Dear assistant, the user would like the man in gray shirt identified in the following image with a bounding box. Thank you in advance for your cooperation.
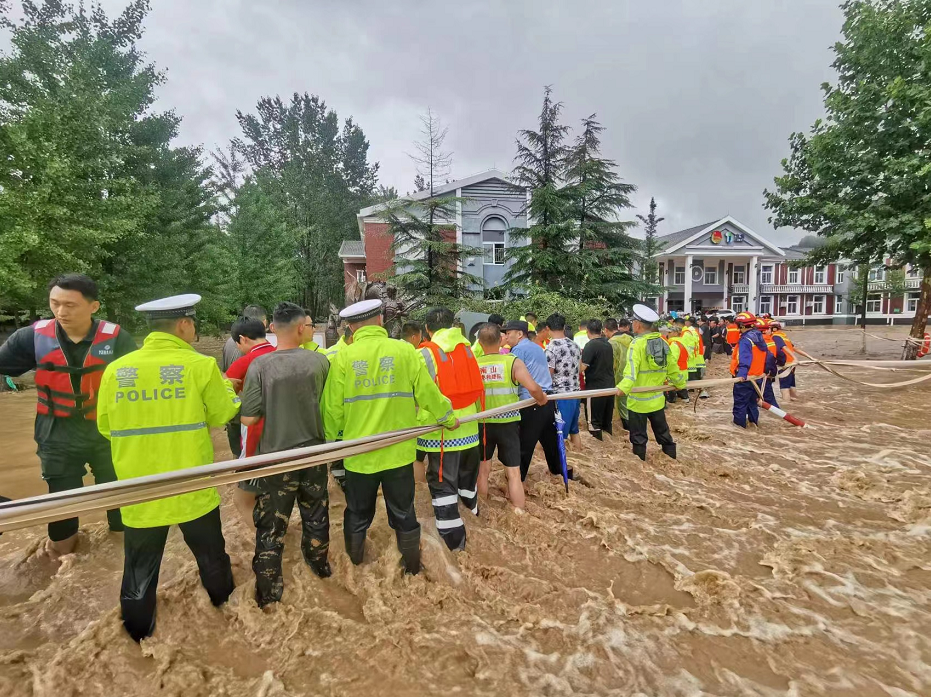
[241,302,330,607]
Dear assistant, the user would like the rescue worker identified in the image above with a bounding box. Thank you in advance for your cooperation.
[664,324,691,404]
[724,317,741,356]
[322,320,352,491]
[605,318,633,430]
[682,315,708,398]
[730,312,775,428]
[757,318,786,407]
[771,321,799,400]
[573,320,590,350]
[0,274,135,560]
[324,325,353,360]
[300,311,326,353]
[616,305,685,461]
[418,307,484,552]
[323,300,457,573]
[97,294,239,641]
[402,322,423,348]
[471,313,504,358]
[475,323,548,511]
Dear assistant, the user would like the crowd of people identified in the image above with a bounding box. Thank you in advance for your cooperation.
[0,273,801,642]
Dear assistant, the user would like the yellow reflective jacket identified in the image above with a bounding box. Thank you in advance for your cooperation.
[302,340,325,354]
[322,325,455,474]
[682,326,706,369]
[97,332,241,528]
[417,327,480,453]
[324,336,347,360]
[618,331,686,414]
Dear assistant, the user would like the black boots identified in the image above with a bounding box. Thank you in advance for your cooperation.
[396,527,421,575]
[344,530,366,565]
[662,443,677,459]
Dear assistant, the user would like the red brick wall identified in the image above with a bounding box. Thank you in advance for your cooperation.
[343,261,366,288]
[364,222,394,279]
[889,294,904,313]
[826,294,835,314]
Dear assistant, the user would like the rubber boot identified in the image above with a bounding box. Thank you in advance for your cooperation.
[344,530,366,565]
[396,526,421,575]
[633,445,647,461]
[661,443,677,460]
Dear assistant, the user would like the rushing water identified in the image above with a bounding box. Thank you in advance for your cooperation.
[0,328,929,696]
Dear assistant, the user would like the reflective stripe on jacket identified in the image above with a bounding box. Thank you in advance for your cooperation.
[477,353,520,423]
[96,332,241,528]
[618,332,686,414]
[322,325,455,474]
[418,327,480,452]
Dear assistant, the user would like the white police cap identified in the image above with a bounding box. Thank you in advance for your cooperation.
[135,293,202,319]
[339,299,383,323]
[632,303,659,323]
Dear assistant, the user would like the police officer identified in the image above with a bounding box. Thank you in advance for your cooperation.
[96,294,240,641]
[0,274,135,559]
[322,300,457,574]
[616,305,686,461]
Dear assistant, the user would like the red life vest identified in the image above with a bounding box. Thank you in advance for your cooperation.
[34,319,121,420]
[420,341,484,410]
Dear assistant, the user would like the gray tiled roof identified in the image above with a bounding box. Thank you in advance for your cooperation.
[654,220,720,249]
[338,240,365,258]
[781,246,810,261]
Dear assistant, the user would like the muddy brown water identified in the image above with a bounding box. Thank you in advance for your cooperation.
[0,328,929,696]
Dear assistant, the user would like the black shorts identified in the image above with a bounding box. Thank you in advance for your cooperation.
[478,421,521,468]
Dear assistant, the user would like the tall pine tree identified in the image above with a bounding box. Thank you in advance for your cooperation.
[505,86,574,291]
[563,115,644,306]
[636,197,665,293]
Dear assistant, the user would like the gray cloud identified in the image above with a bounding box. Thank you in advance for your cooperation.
[20,0,845,244]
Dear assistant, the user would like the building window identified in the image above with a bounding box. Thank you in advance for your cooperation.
[759,265,772,285]
[907,266,921,278]
[812,295,825,314]
[788,269,800,285]
[759,296,772,315]
[786,295,799,314]
[814,266,826,284]
[835,295,844,314]
[866,294,882,313]
[868,267,883,282]
[674,267,685,285]
[837,267,845,284]
[355,269,367,283]
[482,215,507,266]
[731,296,745,313]
[704,268,717,285]
[907,292,921,313]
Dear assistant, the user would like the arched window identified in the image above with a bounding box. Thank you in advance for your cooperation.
[482,215,507,266]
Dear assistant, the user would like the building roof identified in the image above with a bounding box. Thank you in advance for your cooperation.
[781,246,808,261]
[655,220,721,248]
[338,240,365,259]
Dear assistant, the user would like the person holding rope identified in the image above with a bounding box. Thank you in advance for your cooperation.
[730,312,775,429]
[617,305,684,461]
[323,299,458,573]
[771,321,799,400]
[0,274,135,560]
[96,294,240,641]
[758,318,787,407]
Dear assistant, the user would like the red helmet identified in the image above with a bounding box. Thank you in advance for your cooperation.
[735,312,757,326]
[770,320,783,330]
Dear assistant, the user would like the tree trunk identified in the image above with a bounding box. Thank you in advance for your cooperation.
[903,265,931,360]
[858,268,869,355]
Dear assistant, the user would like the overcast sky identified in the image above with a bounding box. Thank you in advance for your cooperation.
[10,0,844,245]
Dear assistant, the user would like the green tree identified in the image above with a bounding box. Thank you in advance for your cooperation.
[764,0,931,358]
[505,85,574,292]
[563,114,645,307]
[637,197,666,290]
[234,93,379,316]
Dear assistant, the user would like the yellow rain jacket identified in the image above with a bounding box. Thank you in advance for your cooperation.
[96,332,241,528]
[322,325,455,474]
[618,331,686,414]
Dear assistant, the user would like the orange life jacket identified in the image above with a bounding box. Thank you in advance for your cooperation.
[730,332,768,377]
[772,331,796,364]
[420,341,484,410]
[33,319,121,420]
[725,323,740,345]
[668,337,690,371]
[764,336,777,356]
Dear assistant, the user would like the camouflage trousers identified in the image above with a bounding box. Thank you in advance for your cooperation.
[252,466,329,606]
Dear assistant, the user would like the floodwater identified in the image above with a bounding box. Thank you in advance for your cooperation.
[0,327,929,696]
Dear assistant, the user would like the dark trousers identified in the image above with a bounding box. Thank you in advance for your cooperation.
[586,394,615,439]
[724,343,734,356]
[344,464,419,536]
[666,388,690,404]
[759,377,779,408]
[732,381,759,428]
[40,442,122,541]
[253,467,329,607]
[121,506,233,642]
[627,409,676,461]
[519,401,563,481]
[425,446,480,551]
[226,421,242,458]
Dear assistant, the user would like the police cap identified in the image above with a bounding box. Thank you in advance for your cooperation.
[339,299,383,323]
[631,304,659,323]
[135,294,201,320]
